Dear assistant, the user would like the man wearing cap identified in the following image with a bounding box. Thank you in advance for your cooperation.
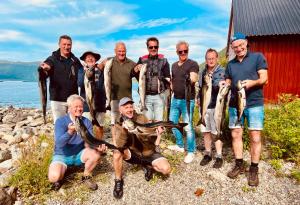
[78,51,106,139]
[111,97,171,199]
[97,42,138,125]
[223,32,268,186]
[40,35,82,122]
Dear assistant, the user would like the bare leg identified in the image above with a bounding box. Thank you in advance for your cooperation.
[231,128,243,159]
[81,148,101,176]
[249,130,262,163]
[48,163,67,183]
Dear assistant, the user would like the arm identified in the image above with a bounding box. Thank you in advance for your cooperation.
[54,119,75,148]
[190,61,200,83]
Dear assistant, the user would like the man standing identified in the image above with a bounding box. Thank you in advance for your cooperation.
[48,94,107,191]
[111,97,171,199]
[198,48,225,168]
[98,42,137,125]
[168,41,199,164]
[136,37,171,121]
[40,35,82,122]
[78,51,106,139]
[224,33,268,186]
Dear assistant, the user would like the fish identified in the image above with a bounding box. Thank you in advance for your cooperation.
[165,87,172,121]
[214,84,230,138]
[185,75,192,121]
[83,66,100,127]
[197,74,212,126]
[104,58,113,110]
[74,116,121,151]
[236,80,246,124]
[122,117,188,136]
[194,81,201,123]
[38,67,47,124]
[138,64,147,111]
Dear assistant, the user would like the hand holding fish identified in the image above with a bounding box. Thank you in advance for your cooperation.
[40,62,51,71]
[134,64,143,73]
[156,126,165,135]
[95,144,107,153]
[189,72,198,83]
[240,79,255,89]
[67,123,76,135]
[96,59,107,71]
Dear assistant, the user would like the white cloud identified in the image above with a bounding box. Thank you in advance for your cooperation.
[185,0,231,13]
[126,18,188,29]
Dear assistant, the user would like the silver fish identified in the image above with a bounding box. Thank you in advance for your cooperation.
[197,74,212,126]
[104,58,113,110]
[138,64,147,111]
[214,84,230,138]
[84,66,99,126]
[236,80,246,124]
[38,67,47,124]
[122,118,187,136]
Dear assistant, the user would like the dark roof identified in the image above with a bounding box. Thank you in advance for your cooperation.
[233,0,300,36]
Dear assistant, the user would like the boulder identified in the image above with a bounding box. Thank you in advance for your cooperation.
[0,150,11,163]
[0,159,13,173]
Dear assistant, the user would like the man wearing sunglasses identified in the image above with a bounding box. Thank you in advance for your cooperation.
[135,37,171,151]
[168,41,199,164]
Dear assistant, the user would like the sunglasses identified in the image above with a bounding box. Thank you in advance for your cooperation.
[178,50,188,55]
[148,46,159,50]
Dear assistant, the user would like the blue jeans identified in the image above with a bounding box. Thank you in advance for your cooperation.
[229,106,264,130]
[169,97,196,153]
[144,94,165,121]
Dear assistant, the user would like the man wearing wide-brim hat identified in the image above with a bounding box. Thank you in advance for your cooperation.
[78,51,106,139]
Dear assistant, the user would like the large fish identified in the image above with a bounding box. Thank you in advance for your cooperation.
[214,84,230,138]
[38,67,47,124]
[236,80,246,124]
[122,117,188,136]
[83,66,100,127]
[74,116,121,151]
[185,75,192,121]
[165,87,172,121]
[194,81,200,123]
[197,74,212,126]
[104,58,113,110]
[138,64,147,111]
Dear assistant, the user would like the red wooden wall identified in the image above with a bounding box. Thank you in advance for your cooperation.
[248,35,300,103]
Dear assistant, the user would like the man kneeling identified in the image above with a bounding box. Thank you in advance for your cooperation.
[48,94,107,191]
[112,97,171,199]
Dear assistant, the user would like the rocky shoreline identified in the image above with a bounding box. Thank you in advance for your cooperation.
[0,106,299,205]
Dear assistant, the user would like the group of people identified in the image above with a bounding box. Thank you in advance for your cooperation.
[40,32,268,199]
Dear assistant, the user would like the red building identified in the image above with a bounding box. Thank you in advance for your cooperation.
[226,0,300,102]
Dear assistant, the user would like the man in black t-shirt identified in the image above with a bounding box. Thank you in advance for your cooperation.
[167,41,199,164]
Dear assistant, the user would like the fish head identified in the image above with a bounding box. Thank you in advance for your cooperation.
[122,119,136,131]
[236,80,243,90]
[74,117,84,132]
[204,74,212,85]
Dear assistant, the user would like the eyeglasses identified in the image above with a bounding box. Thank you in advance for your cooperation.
[148,46,159,50]
[178,50,188,55]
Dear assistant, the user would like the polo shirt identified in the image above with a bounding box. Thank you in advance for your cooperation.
[225,51,268,108]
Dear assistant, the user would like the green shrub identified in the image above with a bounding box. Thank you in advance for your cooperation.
[9,135,54,198]
[290,169,300,183]
[263,94,300,164]
[269,159,283,171]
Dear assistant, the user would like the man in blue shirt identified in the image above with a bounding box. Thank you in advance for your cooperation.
[223,33,268,186]
[48,94,107,191]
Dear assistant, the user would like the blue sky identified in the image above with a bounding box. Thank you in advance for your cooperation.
[0,0,231,64]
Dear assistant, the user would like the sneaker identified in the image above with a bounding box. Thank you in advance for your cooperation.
[167,145,184,153]
[184,153,195,164]
[113,179,124,199]
[82,176,98,191]
[213,158,223,169]
[143,166,154,181]
[200,155,212,166]
[52,181,62,191]
[227,163,245,179]
[248,166,259,186]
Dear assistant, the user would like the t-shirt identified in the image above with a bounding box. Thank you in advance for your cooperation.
[171,59,199,99]
[225,51,268,107]
[111,57,137,100]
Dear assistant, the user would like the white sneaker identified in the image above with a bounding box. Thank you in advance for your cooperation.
[167,145,184,153]
[184,153,195,164]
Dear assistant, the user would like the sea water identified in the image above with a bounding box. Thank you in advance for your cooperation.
[0,80,139,108]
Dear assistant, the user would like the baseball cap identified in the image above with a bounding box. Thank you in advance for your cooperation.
[119,97,134,107]
[231,32,246,43]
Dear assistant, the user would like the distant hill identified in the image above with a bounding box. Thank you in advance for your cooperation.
[0,61,40,82]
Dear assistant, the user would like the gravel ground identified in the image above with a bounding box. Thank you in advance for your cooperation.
[46,146,299,205]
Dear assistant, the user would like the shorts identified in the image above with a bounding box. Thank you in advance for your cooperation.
[229,106,264,130]
[200,108,217,135]
[51,149,85,168]
[82,112,106,126]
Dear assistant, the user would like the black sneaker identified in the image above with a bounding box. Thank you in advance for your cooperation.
[200,155,212,166]
[143,166,153,181]
[213,158,223,169]
[82,176,98,191]
[52,181,62,191]
[113,179,124,199]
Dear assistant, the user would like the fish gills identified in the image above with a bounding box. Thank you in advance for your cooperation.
[139,64,147,111]
[104,59,113,110]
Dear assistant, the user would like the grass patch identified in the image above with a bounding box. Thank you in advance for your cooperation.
[241,185,256,193]
[269,159,283,171]
[290,169,300,183]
